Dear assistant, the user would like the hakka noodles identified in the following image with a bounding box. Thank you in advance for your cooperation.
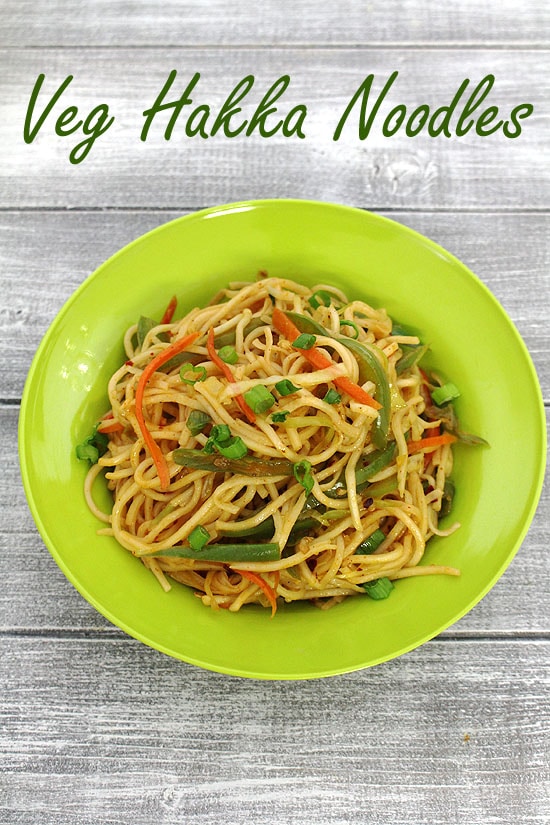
[77,276,486,615]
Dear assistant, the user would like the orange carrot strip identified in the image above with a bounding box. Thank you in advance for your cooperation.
[135,331,200,490]
[408,433,457,454]
[272,307,381,410]
[206,328,256,424]
[160,295,178,325]
[97,420,125,434]
[423,426,440,469]
[236,569,278,617]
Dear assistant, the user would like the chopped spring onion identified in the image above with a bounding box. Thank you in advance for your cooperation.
[308,289,332,309]
[274,379,300,396]
[210,423,231,443]
[243,385,276,414]
[355,528,386,555]
[363,577,394,600]
[339,320,359,339]
[75,424,109,465]
[431,382,461,406]
[215,436,248,459]
[323,388,341,404]
[150,543,281,563]
[188,525,210,551]
[179,363,207,385]
[294,459,314,495]
[292,333,317,350]
[187,409,211,436]
[271,410,290,423]
[218,345,238,365]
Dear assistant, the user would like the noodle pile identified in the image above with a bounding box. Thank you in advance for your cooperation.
[82,276,464,614]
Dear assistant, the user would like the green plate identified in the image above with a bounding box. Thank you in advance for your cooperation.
[19,200,546,679]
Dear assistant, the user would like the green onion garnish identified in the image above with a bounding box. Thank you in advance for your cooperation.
[308,289,332,309]
[179,363,207,385]
[355,528,386,555]
[339,320,360,339]
[188,525,210,551]
[363,577,394,600]
[294,459,314,495]
[243,385,276,414]
[218,345,238,365]
[210,423,231,443]
[274,379,300,396]
[271,410,290,423]
[215,436,248,459]
[202,423,232,454]
[292,333,317,350]
[75,442,101,464]
[323,388,341,404]
[75,424,109,465]
[431,382,461,406]
[187,410,211,436]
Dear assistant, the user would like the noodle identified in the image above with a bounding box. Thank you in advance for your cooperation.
[80,275,471,614]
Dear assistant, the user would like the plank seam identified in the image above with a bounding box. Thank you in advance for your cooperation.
[0,207,549,215]
[3,43,550,51]
[0,628,549,642]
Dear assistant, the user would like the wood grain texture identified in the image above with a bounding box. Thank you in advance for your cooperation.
[0,636,548,825]
[2,49,547,209]
[4,404,549,634]
[2,0,549,46]
[1,210,548,400]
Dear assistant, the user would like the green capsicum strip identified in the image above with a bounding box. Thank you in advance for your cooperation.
[219,505,348,543]
[324,442,397,499]
[284,311,391,449]
[173,448,295,477]
[213,318,267,349]
[148,543,280,562]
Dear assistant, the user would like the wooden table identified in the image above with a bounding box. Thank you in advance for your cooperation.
[1,3,548,822]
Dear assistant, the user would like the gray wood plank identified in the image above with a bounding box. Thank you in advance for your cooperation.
[2,0,549,46]
[2,49,547,209]
[1,210,547,401]
[0,636,548,825]
[4,403,549,634]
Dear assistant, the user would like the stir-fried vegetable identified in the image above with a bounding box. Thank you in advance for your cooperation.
[186,410,211,436]
[362,577,394,600]
[149,543,280,562]
[135,330,201,490]
[243,385,277,414]
[236,569,278,616]
[284,310,391,447]
[206,328,256,424]
[355,528,386,555]
[293,459,315,495]
[173,449,295,477]
[75,423,109,465]
[273,308,381,410]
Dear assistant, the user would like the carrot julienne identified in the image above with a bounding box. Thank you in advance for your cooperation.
[408,433,458,454]
[272,307,381,410]
[206,328,256,424]
[236,569,278,617]
[135,330,200,490]
[160,295,178,325]
[97,420,125,434]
